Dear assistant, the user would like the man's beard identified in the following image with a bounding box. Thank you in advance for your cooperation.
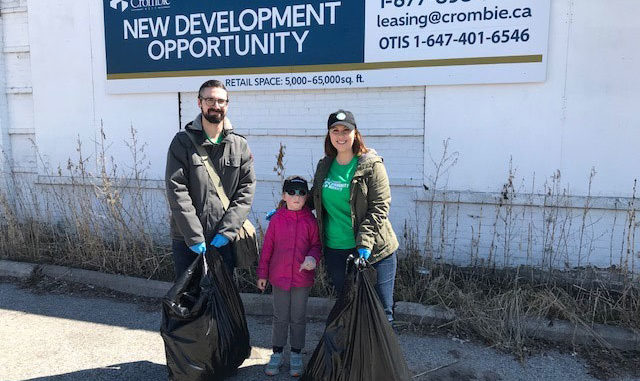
[202,108,224,124]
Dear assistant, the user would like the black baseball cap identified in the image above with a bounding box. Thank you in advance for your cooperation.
[327,109,356,130]
[283,176,308,193]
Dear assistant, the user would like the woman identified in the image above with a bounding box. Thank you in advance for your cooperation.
[311,109,399,322]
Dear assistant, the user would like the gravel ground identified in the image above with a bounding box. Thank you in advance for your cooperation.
[0,277,638,381]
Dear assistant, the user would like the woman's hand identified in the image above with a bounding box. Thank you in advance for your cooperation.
[357,247,371,260]
[257,278,268,291]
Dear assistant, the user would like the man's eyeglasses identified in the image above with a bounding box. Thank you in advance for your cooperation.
[200,97,229,106]
[286,189,307,196]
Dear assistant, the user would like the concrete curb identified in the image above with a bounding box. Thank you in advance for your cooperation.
[238,292,334,319]
[523,317,640,352]
[39,263,171,298]
[0,260,34,278]
[1,259,639,351]
[0,260,333,319]
[395,301,456,326]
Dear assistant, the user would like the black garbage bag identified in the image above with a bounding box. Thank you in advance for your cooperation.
[301,256,411,381]
[160,249,251,381]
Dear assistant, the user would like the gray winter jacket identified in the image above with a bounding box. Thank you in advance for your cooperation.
[165,114,256,246]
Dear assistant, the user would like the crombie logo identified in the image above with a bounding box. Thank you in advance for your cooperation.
[110,0,170,12]
[110,0,128,12]
[130,0,171,9]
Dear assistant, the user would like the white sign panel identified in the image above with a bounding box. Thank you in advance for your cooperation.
[103,0,551,93]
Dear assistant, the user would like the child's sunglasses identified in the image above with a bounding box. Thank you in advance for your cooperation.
[286,189,307,196]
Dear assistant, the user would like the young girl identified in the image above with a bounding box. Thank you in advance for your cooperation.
[257,176,322,377]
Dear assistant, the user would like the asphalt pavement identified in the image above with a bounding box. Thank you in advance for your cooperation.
[0,281,634,381]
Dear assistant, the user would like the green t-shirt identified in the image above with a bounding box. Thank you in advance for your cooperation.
[204,130,224,144]
[322,157,358,249]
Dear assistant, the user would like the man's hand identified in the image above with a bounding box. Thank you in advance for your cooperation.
[211,234,230,248]
[189,242,206,255]
[357,247,371,261]
[299,256,317,271]
[257,279,268,291]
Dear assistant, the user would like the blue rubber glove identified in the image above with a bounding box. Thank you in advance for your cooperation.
[189,242,206,255]
[211,234,230,248]
[357,247,371,261]
[265,208,277,221]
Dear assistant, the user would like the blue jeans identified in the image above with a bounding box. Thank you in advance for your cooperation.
[171,239,235,280]
[324,247,397,321]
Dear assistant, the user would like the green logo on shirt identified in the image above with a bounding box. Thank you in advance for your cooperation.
[323,179,349,191]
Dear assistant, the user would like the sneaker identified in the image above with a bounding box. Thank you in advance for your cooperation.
[391,320,401,335]
[265,352,283,376]
[289,352,304,377]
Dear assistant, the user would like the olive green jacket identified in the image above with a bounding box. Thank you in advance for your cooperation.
[312,149,399,264]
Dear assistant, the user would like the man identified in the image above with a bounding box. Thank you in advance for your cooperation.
[165,79,256,278]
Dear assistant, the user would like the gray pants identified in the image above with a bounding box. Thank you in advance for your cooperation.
[272,285,311,351]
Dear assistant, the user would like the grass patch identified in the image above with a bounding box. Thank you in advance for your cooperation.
[395,250,639,359]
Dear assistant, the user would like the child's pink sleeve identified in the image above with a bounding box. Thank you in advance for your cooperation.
[307,217,322,261]
[257,219,276,279]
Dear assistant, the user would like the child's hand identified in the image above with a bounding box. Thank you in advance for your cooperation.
[257,278,268,291]
[299,256,317,272]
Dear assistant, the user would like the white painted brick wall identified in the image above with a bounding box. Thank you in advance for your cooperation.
[6,93,33,131]
[8,133,35,171]
[4,51,30,89]
[0,1,22,9]
[1,8,29,48]
[182,87,425,136]
[411,200,634,270]
[2,4,35,173]
[0,13,8,175]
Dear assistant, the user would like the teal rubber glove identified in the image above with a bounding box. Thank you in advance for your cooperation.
[265,208,277,221]
[189,242,206,255]
[357,247,371,260]
[211,234,230,248]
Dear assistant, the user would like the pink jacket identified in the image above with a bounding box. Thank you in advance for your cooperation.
[257,207,322,291]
